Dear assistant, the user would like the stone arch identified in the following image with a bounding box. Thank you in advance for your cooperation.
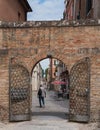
[29,49,88,74]
[29,47,70,71]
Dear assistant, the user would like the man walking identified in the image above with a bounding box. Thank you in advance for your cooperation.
[37,84,46,108]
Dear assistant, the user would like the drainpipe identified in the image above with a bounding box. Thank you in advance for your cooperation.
[47,54,52,90]
[74,0,76,19]
[50,57,53,90]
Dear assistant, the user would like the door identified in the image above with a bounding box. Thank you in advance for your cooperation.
[9,60,31,121]
[69,57,90,122]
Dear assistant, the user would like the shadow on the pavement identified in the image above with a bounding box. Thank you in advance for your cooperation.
[32,112,69,119]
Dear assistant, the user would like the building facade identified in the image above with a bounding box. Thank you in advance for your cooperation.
[63,0,74,20]
[32,63,43,91]
[0,0,32,22]
[48,59,70,93]
[63,0,100,20]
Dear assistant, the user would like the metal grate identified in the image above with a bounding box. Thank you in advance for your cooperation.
[69,57,90,122]
[9,63,31,121]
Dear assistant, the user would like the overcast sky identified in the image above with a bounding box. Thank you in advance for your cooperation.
[27,0,64,70]
[27,0,64,21]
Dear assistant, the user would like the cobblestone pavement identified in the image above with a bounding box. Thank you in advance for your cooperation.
[0,90,99,130]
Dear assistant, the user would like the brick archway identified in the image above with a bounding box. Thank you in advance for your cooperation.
[0,20,100,122]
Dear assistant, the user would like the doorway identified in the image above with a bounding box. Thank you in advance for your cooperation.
[31,58,69,120]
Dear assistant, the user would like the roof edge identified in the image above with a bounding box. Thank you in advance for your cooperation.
[20,0,32,12]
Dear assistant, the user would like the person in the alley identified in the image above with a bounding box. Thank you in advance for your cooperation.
[37,84,46,108]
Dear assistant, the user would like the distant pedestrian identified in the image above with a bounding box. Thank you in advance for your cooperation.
[37,84,46,108]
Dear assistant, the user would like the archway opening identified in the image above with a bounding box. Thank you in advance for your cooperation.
[9,56,90,122]
[31,57,70,120]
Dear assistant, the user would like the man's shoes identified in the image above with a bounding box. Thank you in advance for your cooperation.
[40,106,42,108]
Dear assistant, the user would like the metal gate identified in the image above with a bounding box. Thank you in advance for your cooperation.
[69,57,90,122]
[9,60,31,121]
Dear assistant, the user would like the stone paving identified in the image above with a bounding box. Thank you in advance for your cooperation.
[32,90,69,120]
[0,90,99,130]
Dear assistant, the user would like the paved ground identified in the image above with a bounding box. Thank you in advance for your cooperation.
[32,90,69,120]
[0,90,99,130]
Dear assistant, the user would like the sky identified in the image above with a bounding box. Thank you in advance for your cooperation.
[27,0,65,21]
[40,59,49,71]
[27,0,64,70]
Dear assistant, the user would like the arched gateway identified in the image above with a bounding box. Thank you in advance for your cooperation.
[0,20,100,122]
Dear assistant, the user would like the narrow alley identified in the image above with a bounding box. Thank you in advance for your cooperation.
[32,90,69,120]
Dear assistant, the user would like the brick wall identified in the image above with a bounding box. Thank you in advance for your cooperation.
[0,20,100,122]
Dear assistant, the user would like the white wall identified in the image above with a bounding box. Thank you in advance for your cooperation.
[32,63,43,91]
